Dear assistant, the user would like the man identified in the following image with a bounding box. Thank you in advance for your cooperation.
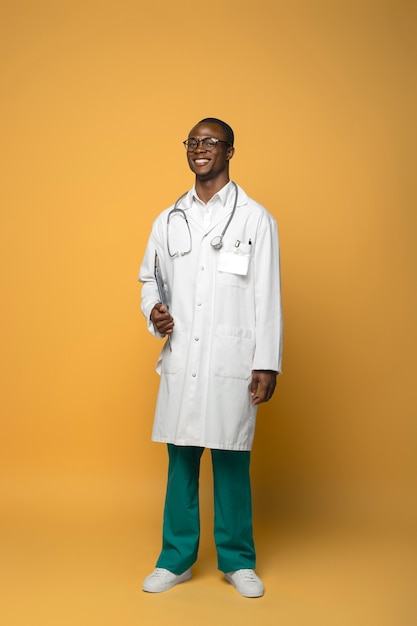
[138,118,282,597]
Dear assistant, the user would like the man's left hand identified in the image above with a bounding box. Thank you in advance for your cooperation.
[250,370,277,405]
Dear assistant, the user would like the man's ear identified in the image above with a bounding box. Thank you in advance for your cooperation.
[226,146,235,161]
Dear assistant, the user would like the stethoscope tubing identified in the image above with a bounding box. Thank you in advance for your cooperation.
[167,182,238,257]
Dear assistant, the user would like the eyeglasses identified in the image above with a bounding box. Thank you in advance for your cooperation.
[183,137,230,152]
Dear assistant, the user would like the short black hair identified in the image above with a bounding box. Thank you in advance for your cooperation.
[198,117,234,147]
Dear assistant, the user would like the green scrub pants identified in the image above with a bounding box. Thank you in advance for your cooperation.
[156,444,256,575]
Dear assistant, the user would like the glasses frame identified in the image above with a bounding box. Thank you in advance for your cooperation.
[183,137,231,152]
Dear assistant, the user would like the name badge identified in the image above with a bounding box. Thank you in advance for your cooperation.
[218,240,251,276]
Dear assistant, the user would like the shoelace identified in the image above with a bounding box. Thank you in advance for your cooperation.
[237,569,258,583]
[149,568,168,579]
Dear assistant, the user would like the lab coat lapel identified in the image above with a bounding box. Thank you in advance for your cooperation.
[205,183,248,237]
[182,183,249,240]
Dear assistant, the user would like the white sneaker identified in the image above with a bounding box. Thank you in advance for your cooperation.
[142,567,192,593]
[225,569,264,597]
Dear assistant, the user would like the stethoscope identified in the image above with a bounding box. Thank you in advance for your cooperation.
[167,181,238,257]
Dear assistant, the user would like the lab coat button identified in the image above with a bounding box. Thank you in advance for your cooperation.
[194,337,199,342]
[192,373,197,377]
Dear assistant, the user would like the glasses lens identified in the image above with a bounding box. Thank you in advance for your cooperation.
[185,139,198,151]
[201,138,217,151]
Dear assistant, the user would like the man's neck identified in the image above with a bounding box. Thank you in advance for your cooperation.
[195,175,230,204]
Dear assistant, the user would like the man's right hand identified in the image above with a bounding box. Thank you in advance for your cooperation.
[151,303,174,336]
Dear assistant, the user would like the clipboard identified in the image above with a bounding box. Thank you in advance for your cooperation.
[154,250,172,351]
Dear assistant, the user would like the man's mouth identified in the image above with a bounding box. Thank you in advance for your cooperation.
[194,158,210,165]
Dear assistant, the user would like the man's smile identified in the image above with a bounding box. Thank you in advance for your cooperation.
[194,158,210,165]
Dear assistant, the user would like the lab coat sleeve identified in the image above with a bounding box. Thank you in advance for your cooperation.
[138,219,166,339]
[252,214,283,374]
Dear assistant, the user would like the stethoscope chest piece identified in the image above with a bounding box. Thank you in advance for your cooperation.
[210,235,223,250]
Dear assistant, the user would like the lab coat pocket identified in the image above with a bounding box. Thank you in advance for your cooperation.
[218,240,252,288]
[159,332,186,375]
[213,326,255,380]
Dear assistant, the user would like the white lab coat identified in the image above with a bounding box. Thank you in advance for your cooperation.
[138,182,282,451]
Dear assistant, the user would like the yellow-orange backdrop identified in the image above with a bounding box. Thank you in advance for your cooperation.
[1,1,416,624]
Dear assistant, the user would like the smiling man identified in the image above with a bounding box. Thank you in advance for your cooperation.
[186,120,234,194]
[138,117,283,597]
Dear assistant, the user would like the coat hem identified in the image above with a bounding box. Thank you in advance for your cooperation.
[151,436,253,452]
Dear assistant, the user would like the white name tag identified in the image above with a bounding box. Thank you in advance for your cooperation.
[218,240,251,276]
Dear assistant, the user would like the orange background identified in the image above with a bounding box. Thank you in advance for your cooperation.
[1,1,416,624]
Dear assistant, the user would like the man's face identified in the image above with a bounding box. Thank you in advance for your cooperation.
[186,122,234,181]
